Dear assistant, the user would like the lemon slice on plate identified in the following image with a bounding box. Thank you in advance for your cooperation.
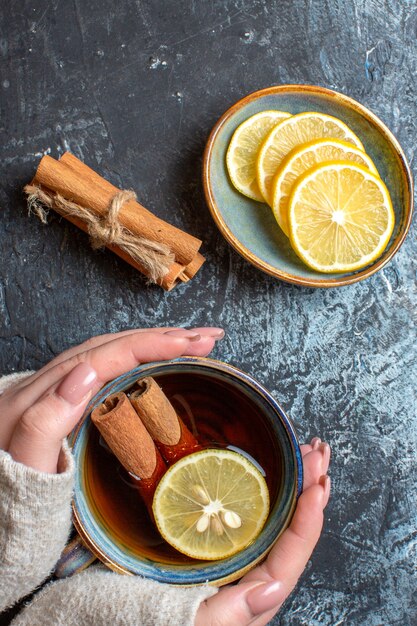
[152,448,270,561]
[257,112,365,204]
[272,138,379,236]
[288,161,395,273]
[226,110,291,201]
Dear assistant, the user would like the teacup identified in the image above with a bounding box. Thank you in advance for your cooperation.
[56,356,303,586]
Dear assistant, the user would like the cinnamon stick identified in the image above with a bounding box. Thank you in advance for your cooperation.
[130,377,201,464]
[91,392,166,510]
[26,153,205,290]
[59,152,200,265]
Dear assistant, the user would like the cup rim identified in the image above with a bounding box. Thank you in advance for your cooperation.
[70,356,303,585]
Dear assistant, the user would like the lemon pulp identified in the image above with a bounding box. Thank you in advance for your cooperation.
[257,112,364,204]
[288,161,395,272]
[152,448,270,561]
[226,110,291,201]
[271,138,379,236]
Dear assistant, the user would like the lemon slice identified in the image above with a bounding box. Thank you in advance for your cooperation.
[288,161,395,273]
[226,110,291,201]
[152,448,270,561]
[257,112,365,204]
[272,138,379,236]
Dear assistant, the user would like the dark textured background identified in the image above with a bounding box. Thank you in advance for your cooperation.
[1,1,416,624]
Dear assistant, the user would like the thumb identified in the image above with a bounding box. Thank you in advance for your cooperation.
[195,580,286,626]
[8,363,97,473]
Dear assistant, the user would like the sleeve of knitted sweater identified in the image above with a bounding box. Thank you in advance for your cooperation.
[0,445,75,611]
[0,372,75,611]
[1,372,218,625]
[10,567,218,626]
[0,371,34,394]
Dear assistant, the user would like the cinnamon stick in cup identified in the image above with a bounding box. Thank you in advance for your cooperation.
[91,392,166,512]
[130,377,201,464]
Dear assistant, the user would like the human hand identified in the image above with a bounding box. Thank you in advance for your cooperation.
[0,327,224,473]
[195,438,331,626]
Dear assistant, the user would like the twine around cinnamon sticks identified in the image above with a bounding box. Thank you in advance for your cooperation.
[24,153,205,290]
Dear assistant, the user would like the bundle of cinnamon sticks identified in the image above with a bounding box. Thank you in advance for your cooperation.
[91,377,200,512]
[24,153,205,290]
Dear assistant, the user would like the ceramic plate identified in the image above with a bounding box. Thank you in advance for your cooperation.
[203,85,413,287]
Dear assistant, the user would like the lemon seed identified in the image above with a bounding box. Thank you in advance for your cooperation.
[211,515,224,536]
[196,514,210,533]
[222,510,242,529]
[192,484,210,505]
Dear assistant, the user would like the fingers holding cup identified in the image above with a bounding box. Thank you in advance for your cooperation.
[8,363,98,473]
[301,439,331,490]
[1,329,224,451]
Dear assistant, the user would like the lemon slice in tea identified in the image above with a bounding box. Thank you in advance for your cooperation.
[226,110,291,202]
[288,160,395,273]
[271,138,379,236]
[152,448,270,560]
[257,112,364,204]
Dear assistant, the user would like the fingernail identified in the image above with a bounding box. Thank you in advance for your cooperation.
[311,437,321,450]
[57,363,97,405]
[319,442,331,469]
[319,474,331,505]
[247,581,284,615]
[188,327,225,339]
[164,329,201,341]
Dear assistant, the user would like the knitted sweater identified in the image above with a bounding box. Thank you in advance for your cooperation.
[0,373,217,626]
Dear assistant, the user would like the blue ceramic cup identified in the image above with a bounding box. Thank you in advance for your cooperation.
[57,357,303,586]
